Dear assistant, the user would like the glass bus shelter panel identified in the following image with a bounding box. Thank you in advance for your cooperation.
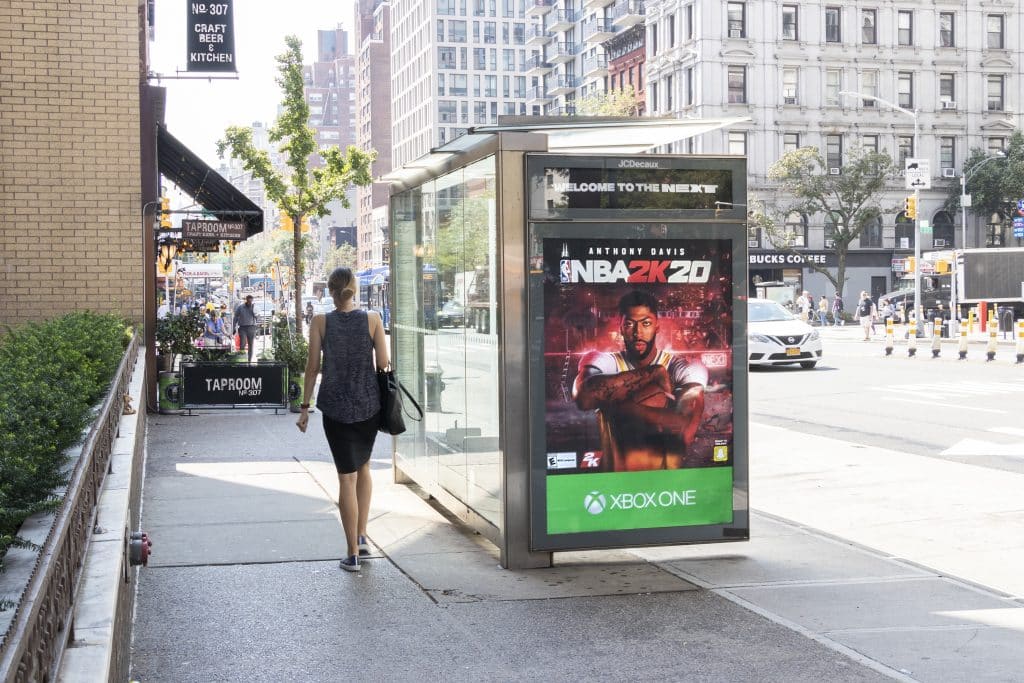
[392,184,431,475]
[459,156,500,527]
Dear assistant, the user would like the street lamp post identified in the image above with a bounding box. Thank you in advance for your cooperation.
[839,91,921,325]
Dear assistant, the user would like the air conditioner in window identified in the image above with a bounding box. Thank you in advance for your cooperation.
[863,100,876,107]
[784,96,797,104]
[824,239,835,248]
[942,168,956,178]
[729,29,743,38]
[934,239,947,247]
[829,167,841,175]
[748,240,759,248]
[941,100,957,110]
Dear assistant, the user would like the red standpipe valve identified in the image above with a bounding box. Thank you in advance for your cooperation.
[129,531,152,566]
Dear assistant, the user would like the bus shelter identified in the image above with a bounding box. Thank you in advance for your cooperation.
[383,119,750,569]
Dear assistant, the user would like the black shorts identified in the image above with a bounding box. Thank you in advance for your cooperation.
[322,411,379,474]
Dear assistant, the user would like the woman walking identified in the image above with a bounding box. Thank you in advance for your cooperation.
[296,267,389,572]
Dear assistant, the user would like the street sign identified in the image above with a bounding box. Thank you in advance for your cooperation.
[905,158,931,190]
[919,219,932,234]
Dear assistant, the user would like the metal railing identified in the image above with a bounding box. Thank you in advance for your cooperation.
[0,333,139,682]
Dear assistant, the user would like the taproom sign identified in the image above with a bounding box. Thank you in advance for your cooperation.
[180,362,287,408]
[186,1,237,73]
[182,219,246,240]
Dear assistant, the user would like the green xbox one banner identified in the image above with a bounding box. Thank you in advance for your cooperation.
[547,468,733,534]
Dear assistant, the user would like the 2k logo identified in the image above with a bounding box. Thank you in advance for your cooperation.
[581,451,602,468]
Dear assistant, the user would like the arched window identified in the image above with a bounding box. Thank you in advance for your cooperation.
[895,212,914,249]
[859,214,883,248]
[783,212,807,247]
[932,211,954,248]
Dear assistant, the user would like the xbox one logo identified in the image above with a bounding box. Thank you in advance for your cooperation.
[583,491,606,515]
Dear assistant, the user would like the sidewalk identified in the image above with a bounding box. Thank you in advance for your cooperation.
[129,410,1023,682]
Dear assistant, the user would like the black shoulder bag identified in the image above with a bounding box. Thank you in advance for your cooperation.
[377,367,423,435]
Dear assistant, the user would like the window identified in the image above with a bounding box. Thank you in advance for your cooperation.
[861,134,879,153]
[513,23,525,44]
[825,69,841,106]
[438,100,457,123]
[649,22,658,55]
[484,21,496,43]
[668,14,675,47]
[860,215,882,248]
[474,48,486,69]
[515,75,526,97]
[684,67,693,105]
[727,2,746,38]
[987,75,1004,111]
[782,5,798,41]
[987,137,1006,155]
[897,71,913,109]
[439,47,457,69]
[437,20,445,41]
[666,74,673,110]
[451,73,467,96]
[473,0,485,16]
[825,134,843,169]
[684,5,694,40]
[987,15,1004,49]
[785,213,807,247]
[897,11,913,46]
[727,66,746,103]
[438,0,456,15]
[649,82,658,113]
[897,136,913,166]
[861,9,876,45]
[783,132,800,154]
[437,73,446,96]
[474,102,487,124]
[825,7,841,43]
[860,70,878,106]
[728,131,746,155]
[824,212,840,244]
[940,136,955,170]
[450,20,467,42]
[503,49,514,71]
[939,73,955,103]
[484,74,497,97]
[939,12,954,47]
[782,67,798,104]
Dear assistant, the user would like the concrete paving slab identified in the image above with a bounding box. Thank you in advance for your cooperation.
[637,530,931,587]
[832,624,1024,683]
[143,488,337,526]
[143,471,328,501]
[728,577,1019,632]
[145,518,345,567]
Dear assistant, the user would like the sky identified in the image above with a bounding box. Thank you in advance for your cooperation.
[150,0,355,167]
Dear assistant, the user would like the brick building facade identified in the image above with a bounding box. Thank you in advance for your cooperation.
[0,1,143,326]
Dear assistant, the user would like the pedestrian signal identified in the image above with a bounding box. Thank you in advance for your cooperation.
[904,196,917,220]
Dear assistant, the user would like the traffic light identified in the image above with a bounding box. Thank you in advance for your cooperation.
[905,257,916,273]
[160,196,172,229]
[935,259,950,274]
[904,196,917,220]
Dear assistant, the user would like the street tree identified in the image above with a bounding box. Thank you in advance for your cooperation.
[324,243,358,273]
[575,85,643,117]
[944,130,1024,243]
[760,145,895,299]
[217,35,374,333]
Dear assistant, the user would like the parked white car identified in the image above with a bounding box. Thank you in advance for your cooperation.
[748,298,823,369]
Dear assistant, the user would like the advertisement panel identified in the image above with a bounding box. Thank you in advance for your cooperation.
[526,153,748,553]
[539,236,735,537]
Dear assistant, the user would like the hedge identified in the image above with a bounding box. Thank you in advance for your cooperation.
[0,312,130,568]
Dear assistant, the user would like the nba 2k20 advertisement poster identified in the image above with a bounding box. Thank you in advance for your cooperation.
[542,237,734,535]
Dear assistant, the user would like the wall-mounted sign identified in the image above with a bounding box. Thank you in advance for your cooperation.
[186,1,236,73]
[180,362,287,408]
[182,219,246,240]
[184,238,221,253]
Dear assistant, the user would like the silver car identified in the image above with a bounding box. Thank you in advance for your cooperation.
[748,298,823,369]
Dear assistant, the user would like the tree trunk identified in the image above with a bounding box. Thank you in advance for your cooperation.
[293,215,303,335]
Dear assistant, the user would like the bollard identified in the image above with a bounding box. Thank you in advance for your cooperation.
[968,309,975,334]
[884,317,894,356]
[958,320,969,359]
[931,317,942,358]
[986,312,997,361]
[908,319,917,357]
[1016,320,1024,364]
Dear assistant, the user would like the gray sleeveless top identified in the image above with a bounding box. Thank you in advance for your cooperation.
[315,309,380,423]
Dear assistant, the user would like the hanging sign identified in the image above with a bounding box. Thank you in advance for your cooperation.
[186,1,237,72]
[182,219,246,240]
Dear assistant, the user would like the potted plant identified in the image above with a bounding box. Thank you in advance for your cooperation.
[271,316,308,412]
[155,310,203,371]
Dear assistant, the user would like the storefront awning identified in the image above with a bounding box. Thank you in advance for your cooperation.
[157,125,263,238]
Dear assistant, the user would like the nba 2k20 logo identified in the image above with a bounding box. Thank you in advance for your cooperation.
[561,259,712,284]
